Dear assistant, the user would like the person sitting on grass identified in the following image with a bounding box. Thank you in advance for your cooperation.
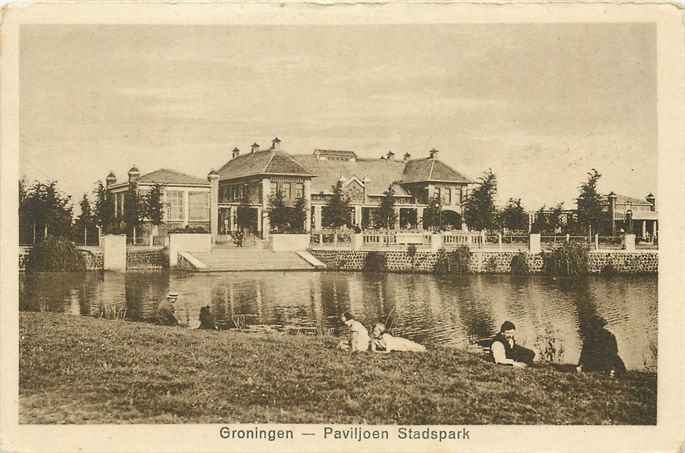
[337,311,370,352]
[491,321,536,368]
[576,315,626,377]
[156,291,181,326]
[370,323,426,353]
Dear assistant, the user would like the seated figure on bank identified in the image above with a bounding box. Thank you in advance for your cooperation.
[576,315,626,377]
[156,291,180,326]
[337,311,370,352]
[490,321,536,368]
[370,323,426,353]
[198,305,217,330]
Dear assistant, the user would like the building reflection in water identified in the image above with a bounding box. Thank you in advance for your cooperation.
[19,271,657,371]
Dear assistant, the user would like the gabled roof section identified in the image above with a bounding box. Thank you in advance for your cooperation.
[137,168,209,186]
[217,149,312,181]
[292,154,411,196]
[602,193,652,206]
[401,158,473,184]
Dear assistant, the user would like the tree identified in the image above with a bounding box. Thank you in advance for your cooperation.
[125,182,145,243]
[378,185,397,229]
[93,181,115,234]
[19,180,73,243]
[576,169,603,236]
[499,198,528,231]
[324,180,351,228]
[144,184,164,227]
[74,194,97,245]
[269,189,290,232]
[291,196,308,233]
[422,194,442,232]
[463,169,498,231]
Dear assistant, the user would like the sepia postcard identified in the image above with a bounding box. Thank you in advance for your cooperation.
[1,1,684,452]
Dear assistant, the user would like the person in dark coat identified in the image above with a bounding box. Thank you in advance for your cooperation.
[198,305,217,330]
[490,321,536,367]
[577,316,626,376]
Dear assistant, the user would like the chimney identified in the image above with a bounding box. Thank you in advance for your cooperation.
[250,142,260,153]
[403,152,411,163]
[105,171,117,187]
[386,150,395,160]
[232,147,240,159]
[128,165,140,184]
[646,193,656,211]
[271,137,281,150]
[429,148,439,159]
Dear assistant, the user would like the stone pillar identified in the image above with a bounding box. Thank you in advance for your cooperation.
[352,233,363,250]
[304,180,312,232]
[417,207,424,230]
[229,206,236,231]
[431,233,443,251]
[261,178,271,239]
[623,233,636,251]
[642,220,646,239]
[207,171,219,243]
[529,233,541,254]
[102,234,127,271]
[314,205,322,230]
[394,207,401,230]
[257,207,263,233]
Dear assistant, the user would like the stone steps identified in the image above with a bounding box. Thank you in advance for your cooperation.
[187,249,316,272]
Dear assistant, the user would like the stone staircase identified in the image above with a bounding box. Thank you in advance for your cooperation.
[185,248,323,272]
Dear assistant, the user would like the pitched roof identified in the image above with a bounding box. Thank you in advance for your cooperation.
[217,149,312,181]
[401,158,473,184]
[602,193,652,206]
[137,168,209,186]
[292,155,411,196]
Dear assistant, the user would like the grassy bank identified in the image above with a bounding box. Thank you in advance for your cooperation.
[19,313,656,424]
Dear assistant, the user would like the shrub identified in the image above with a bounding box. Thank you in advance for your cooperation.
[600,262,617,274]
[511,252,530,275]
[542,243,589,276]
[27,237,86,272]
[364,252,386,273]
[434,246,471,274]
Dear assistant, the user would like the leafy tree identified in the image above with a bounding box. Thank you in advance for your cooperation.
[269,189,290,232]
[378,185,397,229]
[19,180,73,243]
[26,237,86,272]
[74,194,97,245]
[576,169,603,236]
[499,198,528,231]
[291,196,308,233]
[324,180,351,228]
[463,169,498,231]
[422,194,442,232]
[125,182,146,242]
[93,181,115,234]
[144,184,164,227]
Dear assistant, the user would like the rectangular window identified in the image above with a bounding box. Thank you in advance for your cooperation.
[295,183,304,199]
[189,191,210,221]
[285,183,292,199]
[435,187,441,202]
[167,190,184,221]
[443,188,452,205]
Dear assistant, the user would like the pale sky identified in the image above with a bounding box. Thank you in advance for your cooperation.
[20,24,656,212]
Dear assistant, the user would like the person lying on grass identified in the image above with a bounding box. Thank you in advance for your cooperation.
[370,323,426,353]
[490,321,536,368]
[337,311,370,352]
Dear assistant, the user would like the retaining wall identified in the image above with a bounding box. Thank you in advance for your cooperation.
[19,246,104,271]
[309,249,657,274]
[127,247,167,271]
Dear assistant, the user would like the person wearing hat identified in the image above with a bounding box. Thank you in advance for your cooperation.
[576,315,626,376]
[156,291,180,326]
[490,321,536,368]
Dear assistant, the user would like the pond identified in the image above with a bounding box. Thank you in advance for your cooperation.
[19,271,657,371]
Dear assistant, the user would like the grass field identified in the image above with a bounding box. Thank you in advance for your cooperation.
[19,312,656,424]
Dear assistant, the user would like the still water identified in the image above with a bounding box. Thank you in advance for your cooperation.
[19,271,657,371]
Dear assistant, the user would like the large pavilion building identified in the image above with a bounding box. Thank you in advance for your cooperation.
[209,137,474,241]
